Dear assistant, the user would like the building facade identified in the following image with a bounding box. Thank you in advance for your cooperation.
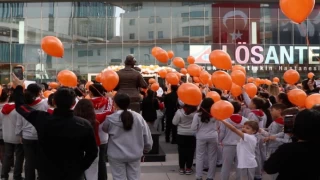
[0,1,319,83]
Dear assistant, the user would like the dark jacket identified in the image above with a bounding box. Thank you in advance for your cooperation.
[141,97,159,122]
[115,66,148,103]
[264,142,320,180]
[164,91,178,119]
[13,86,98,180]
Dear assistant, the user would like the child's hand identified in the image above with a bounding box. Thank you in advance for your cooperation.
[269,136,276,141]
[263,137,269,142]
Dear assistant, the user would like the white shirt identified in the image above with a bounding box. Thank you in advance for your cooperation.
[237,133,258,169]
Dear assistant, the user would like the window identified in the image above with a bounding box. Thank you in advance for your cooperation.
[129,19,135,26]
[78,50,93,57]
[158,31,163,39]
[148,31,154,39]
[149,16,162,24]
[181,11,209,22]
[183,26,210,37]
[97,50,101,56]
[183,44,189,51]
[130,48,134,54]
[182,27,189,36]
[129,33,135,39]
[182,2,206,6]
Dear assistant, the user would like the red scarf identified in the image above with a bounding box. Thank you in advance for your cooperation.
[230,114,242,124]
[29,98,42,106]
[251,109,264,117]
[274,117,284,125]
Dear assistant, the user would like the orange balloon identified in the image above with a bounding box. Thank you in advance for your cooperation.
[266,80,272,86]
[199,71,210,84]
[209,50,232,70]
[173,57,185,68]
[208,78,213,87]
[193,77,200,83]
[206,91,221,103]
[43,90,53,98]
[177,83,202,106]
[280,0,315,24]
[85,81,93,90]
[244,83,258,98]
[167,50,174,59]
[101,70,119,91]
[308,72,315,79]
[151,83,160,92]
[166,73,179,85]
[247,77,254,83]
[210,100,234,120]
[305,93,320,109]
[158,69,167,78]
[284,69,300,85]
[151,47,161,57]
[230,83,242,97]
[148,78,156,84]
[57,70,77,87]
[231,70,246,86]
[180,68,187,75]
[273,77,280,83]
[232,65,246,74]
[187,64,201,77]
[48,82,59,89]
[95,73,102,83]
[211,71,232,91]
[187,56,195,64]
[155,49,169,63]
[288,89,307,107]
[41,36,64,58]
[174,72,182,80]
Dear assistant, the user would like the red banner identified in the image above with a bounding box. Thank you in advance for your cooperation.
[212,3,261,44]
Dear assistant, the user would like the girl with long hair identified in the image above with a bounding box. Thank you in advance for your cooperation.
[102,93,153,180]
[191,98,219,180]
[74,99,99,180]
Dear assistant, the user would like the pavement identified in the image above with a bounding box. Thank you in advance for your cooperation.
[6,134,274,180]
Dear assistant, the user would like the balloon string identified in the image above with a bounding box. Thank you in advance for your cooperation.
[300,23,320,61]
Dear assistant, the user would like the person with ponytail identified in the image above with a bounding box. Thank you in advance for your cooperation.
[102,93,153,180]
[191,98,219,180]
[16,83,49,180]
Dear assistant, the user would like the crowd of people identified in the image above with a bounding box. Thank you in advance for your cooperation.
[0,62,319,180]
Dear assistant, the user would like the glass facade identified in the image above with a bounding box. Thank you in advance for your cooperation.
[0,1,319,83]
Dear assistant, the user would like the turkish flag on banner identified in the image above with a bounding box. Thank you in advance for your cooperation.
[212,3,260,44]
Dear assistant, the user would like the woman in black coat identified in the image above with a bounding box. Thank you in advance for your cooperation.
[141,89,159,125]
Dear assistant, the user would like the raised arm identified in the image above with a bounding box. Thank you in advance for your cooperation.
[220,119,244,139]
[13,85,40,127]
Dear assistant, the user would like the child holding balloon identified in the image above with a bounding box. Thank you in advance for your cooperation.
[220,119,259,180]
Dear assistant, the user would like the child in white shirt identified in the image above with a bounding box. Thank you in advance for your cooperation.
[220,120,259,180]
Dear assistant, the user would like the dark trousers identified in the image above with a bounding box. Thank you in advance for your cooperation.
[98,144,108,180]
[165,115,177,142]
[177,135,196,169]
[23,139,39,180]
[1,143,24,180]
[40,172,84,180]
